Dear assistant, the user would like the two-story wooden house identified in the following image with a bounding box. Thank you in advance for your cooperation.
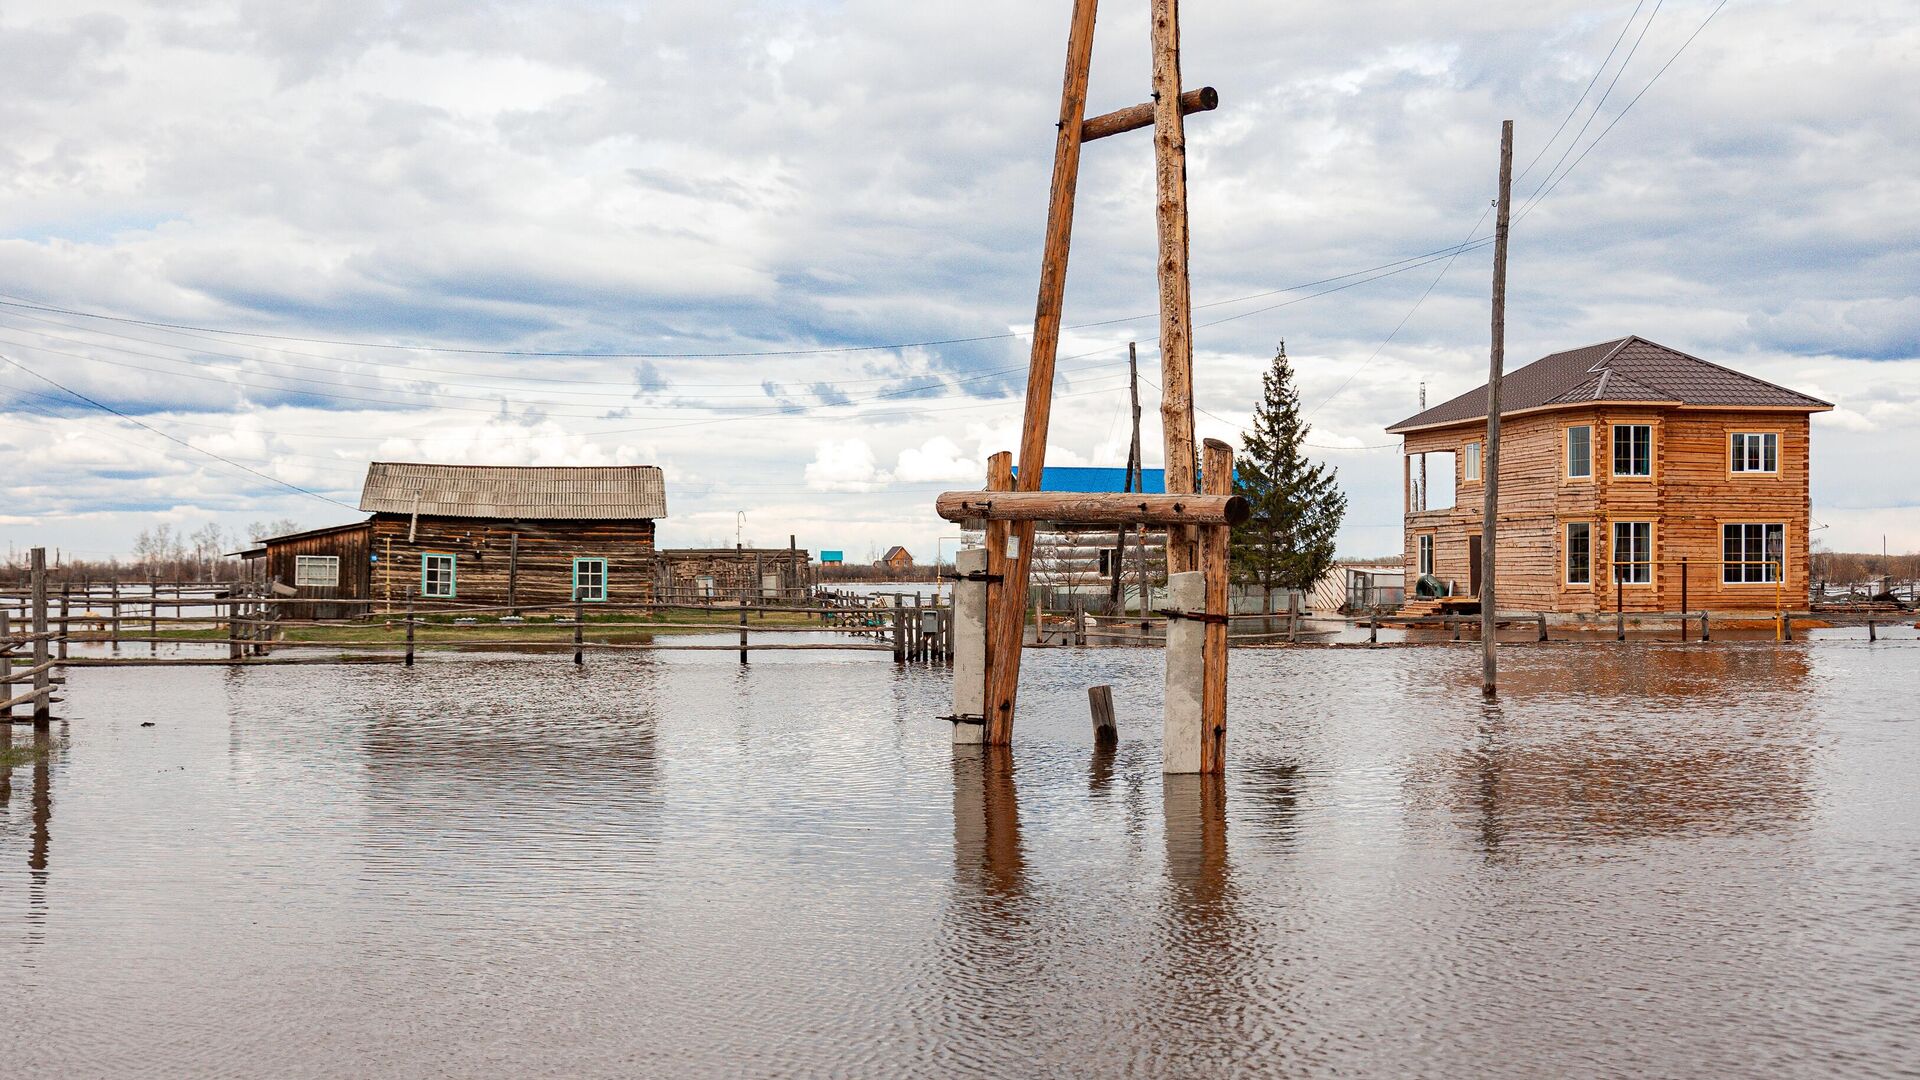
[1387,336,1831,614]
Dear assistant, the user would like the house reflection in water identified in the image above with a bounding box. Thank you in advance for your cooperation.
[1407,647,1818,851]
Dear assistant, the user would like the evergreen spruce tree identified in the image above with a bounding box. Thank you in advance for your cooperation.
[1231,343,1348,595]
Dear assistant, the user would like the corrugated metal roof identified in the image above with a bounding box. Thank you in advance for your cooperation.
[358,462,668,520]
[1386,336,1833,432]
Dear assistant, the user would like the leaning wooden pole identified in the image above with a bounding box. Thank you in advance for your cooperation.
[1151,0,1200,575]
[981,0,1099,746]
[1481,119,1513,697]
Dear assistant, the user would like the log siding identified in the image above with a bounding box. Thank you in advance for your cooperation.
[1401,407,1814,613]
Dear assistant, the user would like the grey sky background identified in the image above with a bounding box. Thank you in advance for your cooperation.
[1,0,1914,561]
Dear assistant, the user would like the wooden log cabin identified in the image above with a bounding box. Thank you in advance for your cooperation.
[243,463,667,615]
[1388,337,1831,615]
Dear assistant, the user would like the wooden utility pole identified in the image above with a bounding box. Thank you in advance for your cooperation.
[1152,0,1200,576]
[1110,344,1142,607]
[1129,342,1148,619]
[1198,438,1233,773]
[1482,119,1514,697]
[981,0,1099,745]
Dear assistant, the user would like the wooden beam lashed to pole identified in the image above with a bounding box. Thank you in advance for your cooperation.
[981,451,1017,744]
[1481,120,1513,697]
[1151,0,1200,576]
[1082,86,1217,142]
[982,0,1100,746]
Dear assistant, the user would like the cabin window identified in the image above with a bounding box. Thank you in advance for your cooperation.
[1098,549,1112,577]
[1612,424,1653,476]
[1567,425,1592,478]
[293,555,339,587]
[421,553,457,598]
[1463,441,1482,482]
[1731,432,1778,473]
[695,575,716,598]
[1417,534,1434,577]
[1565,523,1591,585]
[1723,523,1784,583]
[1612,522,1652,584]
[573,557,608,601]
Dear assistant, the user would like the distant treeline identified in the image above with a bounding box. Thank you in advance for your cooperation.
[1815,550,1920,585]
[818,562,943,584]
[1,518,301,585]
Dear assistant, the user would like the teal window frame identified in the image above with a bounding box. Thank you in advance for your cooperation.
[421,553,457,598]
[572,557,608,602]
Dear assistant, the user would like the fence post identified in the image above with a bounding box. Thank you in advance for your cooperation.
[1868,618,1876,643]
[111,579,121,650]
[149,574,159,654]
[1615,568,1626,642]
[31,548,50,725]
[1700,611,1711,642]
[738,586,749,665]
[1537,613,1548,642]
[1088,684,1117,748]
[575,593,586,666]
[57,584,70,661]
[1680,557,1689,642]
[1368,617,1378,644]
[227,590,242,661]
[405,592,416,667]
[1,609,12,723]
[892,595,906,664]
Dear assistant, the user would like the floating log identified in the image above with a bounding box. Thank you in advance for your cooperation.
[1081,86,1217,142]
[935,490,1248,526]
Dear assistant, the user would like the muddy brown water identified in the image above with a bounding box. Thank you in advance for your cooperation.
[3,636,1918,1077]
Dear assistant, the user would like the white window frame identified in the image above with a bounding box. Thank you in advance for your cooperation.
[1730,432,1779,474]
[293,555,340,587]
[1566,425,1593,480]
[421,553,457,598]
[1463,441,1482,482]
[1417,534,1434,577]
[1722,523,1785,584]
[1612,424,1653,477]
[1612,521,1653,585]
[1564,522,1592,586]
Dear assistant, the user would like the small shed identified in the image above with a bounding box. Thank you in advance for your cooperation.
[658,548,812,601]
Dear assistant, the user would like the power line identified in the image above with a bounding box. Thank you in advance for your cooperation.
[1518,0,1732,221]
[1515,0,1649,184]
[0,232,1502,364]
[0,353,360,509]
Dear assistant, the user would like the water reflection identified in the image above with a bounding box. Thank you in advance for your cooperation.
[1411,647,1819,847]
[951,745,1024,902]
[2,725,55,942]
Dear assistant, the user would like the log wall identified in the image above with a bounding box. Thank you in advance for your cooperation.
[259,524,374,619]
[365,514,656,609]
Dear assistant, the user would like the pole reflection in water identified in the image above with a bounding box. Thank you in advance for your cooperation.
[951,745,1025,903]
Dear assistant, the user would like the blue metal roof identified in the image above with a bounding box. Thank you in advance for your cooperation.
[1011,466,1167,493]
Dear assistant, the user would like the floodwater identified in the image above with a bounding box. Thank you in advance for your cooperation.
[4,635,1918,1078]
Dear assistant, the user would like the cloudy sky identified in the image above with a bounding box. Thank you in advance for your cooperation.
[0,0,1914,564]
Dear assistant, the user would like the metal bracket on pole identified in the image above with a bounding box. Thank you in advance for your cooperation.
[940,713,988,726]
[943,571,1005,583]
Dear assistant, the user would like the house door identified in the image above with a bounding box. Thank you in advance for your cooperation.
[1468,533,1483,596]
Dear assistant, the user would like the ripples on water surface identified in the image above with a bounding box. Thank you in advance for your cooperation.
[2,638,1918,1077]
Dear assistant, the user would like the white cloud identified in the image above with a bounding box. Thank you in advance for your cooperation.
[803,438,887,492]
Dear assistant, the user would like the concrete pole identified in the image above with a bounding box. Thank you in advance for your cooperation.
[1162,569,1205,774]
[951,548,988,745]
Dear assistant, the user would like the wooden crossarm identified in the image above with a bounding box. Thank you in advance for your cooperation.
[936,490,1248,526]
